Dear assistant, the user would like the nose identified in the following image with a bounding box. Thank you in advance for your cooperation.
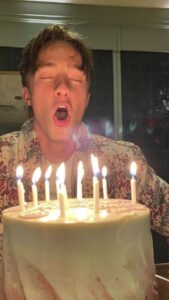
[54,80,70,98]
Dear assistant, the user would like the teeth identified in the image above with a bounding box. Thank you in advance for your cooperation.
[58,105,66,109]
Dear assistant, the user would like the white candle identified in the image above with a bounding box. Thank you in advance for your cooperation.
[58,188,65,218]
[102,166,108,200]
[45,165,52,202]
[63,183,68,203]
[93,176,99,214]
[77,161,84,200]
[55,175,60,200]
[130,161,137,204]
[16,165,25,213]
[56,163,67,217]
[32,167,41,208]
[91,154,100,215]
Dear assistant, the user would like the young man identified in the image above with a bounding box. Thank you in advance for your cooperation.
[0,24,168,242]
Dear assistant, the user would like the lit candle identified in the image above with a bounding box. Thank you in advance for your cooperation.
[32,167,41,208]
[77,161,84,201]
[130,161,137,204]
[16,165,25,213]
[91,154,100,215]
[58,190,65,218]
[45,165,52,202]
[56,163,66,218]
[55,172,60,200]
[102,166,108,200]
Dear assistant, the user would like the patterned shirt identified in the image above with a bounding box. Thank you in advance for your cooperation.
[0,118,169,239]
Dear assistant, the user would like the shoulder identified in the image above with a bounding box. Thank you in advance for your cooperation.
[0,131,20,147]
[0,119,33,149]
[78,133,145,170]
[87,134,143,157]
[0,131,20,162]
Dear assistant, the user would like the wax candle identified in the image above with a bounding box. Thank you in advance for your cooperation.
[102,166,108,199]
[56,162,66,217]
[91,154,100,215]
[77,161,84,201]
[32,167,41,208]
[60,163,68,204]
[45,165,52,202]
[56,163,67,200]
[55,173,60,200]
[130,161,137,204]
[16,165,25,213]
[58,187,65,218]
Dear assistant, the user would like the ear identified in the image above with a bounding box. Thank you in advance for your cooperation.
[22,87,32,107]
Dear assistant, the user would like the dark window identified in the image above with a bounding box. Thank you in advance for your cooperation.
[121,51,169,183]
[83,50,114,139]
[0,47,22,71]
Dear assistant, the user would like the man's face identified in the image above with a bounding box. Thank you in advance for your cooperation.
[23,41,90,145]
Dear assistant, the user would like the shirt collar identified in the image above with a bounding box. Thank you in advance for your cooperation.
[20,118,89,158]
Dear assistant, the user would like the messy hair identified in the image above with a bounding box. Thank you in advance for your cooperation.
[19,24,93,88]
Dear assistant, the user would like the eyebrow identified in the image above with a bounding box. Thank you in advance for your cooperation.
[37,62,55,69]
[37,62,84,74]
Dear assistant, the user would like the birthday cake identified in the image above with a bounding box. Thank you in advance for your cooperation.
[2,199,156,300]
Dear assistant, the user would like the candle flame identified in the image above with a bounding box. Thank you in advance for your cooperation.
[91,154,99,176]
[130,161,137,177]
[56,162,65,184]
[100,210,108,218]
[16,165,24,179]
[45,165,52,180]
[32,167,41,184]
[77,161,84,182]
[102,166,107,177]
[75,207,88,221]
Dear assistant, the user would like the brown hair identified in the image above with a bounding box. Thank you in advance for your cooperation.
[19,24,93,88]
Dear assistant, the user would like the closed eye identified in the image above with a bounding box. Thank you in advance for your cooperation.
[68,68,85,84]
[40,76,55,80]
[69,77,83,83]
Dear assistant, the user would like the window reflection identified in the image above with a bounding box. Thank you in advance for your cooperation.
[86,117,114,139]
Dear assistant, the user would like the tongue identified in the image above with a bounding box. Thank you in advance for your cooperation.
[56,108,68,120]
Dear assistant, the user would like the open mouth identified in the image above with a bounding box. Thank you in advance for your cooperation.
[55,107,68,121]
[54,105,70,127]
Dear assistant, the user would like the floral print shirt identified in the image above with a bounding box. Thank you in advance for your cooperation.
[0,118,169,241]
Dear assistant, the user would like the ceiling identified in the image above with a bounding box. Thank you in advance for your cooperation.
[26,0,169,9]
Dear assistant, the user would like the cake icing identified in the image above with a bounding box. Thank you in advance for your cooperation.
[2,199,156,300]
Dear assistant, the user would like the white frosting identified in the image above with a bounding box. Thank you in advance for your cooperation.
[2,199,156,300]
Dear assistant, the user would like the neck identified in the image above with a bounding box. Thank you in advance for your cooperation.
[38,137,76,164]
